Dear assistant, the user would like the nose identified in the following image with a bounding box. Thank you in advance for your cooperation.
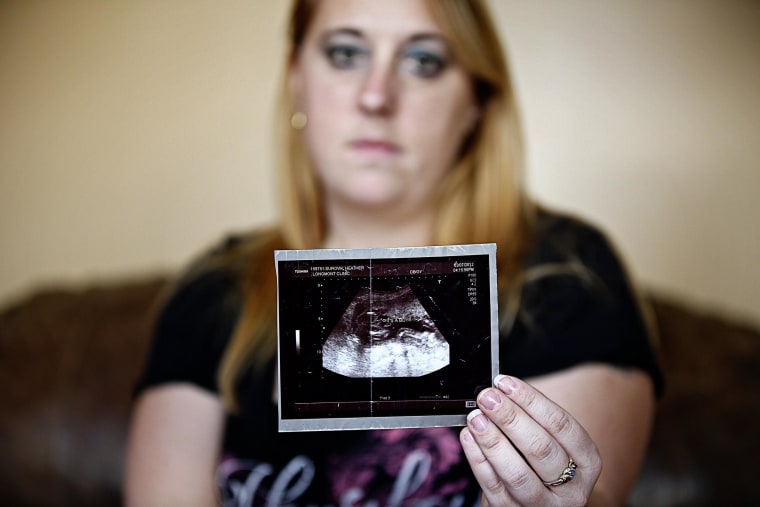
[358,59,396,115]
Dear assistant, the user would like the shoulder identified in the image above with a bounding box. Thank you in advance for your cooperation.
[523,208,639,308]
[527,209,621,267]
[136,227,278,393]
[177,227,279,289]
[507,208,664,394]
[162,226,283,338]
[516,209,639,335]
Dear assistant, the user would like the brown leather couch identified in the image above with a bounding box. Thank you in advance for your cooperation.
[1,275,758,506]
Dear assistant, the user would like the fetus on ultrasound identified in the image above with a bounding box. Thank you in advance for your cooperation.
[322,285,450,378]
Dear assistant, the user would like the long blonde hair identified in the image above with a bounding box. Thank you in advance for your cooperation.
[218,0,535,409]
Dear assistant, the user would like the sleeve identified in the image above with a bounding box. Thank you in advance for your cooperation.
[501,215,664,396]
[134,267,243,395]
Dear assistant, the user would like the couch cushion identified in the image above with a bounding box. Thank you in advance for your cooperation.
[629,296,760,506]
[0,277,169,507]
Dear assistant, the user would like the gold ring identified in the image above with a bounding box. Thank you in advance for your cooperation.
[543,457,577,487]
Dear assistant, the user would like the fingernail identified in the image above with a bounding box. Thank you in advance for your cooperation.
[461,428,474,443]
[467,409,489,433]
[495,374,518,396]
[478,389,502,411]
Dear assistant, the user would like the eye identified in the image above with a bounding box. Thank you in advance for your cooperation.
[403,49,447,79]
[324,44,367,69]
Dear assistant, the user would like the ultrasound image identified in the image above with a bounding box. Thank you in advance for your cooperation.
[322,284,450,378]
[276,245,497,430]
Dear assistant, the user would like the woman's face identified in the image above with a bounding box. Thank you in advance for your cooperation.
[289,0,479,214]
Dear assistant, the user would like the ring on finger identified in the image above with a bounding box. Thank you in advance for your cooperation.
[542,457,577,487]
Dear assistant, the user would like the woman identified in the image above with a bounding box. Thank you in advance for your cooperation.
[125,1,662,505]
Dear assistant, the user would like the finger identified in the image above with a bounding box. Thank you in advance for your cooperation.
[462,409,547,505]
[476,386,570,486]
[460,426,517,506]
[494,375,601,470]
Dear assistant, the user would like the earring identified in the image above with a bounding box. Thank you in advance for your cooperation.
[290,111,308,130]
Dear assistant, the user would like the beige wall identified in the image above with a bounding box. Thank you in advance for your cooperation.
[1,1,759,326]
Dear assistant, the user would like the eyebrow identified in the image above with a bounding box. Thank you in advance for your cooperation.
[321,28,448,46]
[408,33,448,45]
[321,27,363,41]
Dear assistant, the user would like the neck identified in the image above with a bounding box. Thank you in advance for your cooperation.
[321,200,437,250]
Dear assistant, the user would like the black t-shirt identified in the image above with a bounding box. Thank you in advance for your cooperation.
[136,213,663,506]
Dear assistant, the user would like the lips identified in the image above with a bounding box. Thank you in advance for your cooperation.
[350,139,401,155]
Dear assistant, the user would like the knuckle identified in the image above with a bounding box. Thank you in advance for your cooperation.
[496,404,521,430]
[504,467,533,490]
[589,452,603,476]
[519,387,538,408]
[469,451,489,469]
[480,432,505,453]
[527,436,556,463]
[482,477,507,497]
[546,410,574,435]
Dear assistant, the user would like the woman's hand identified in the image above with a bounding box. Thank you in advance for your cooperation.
[460,374,603,507]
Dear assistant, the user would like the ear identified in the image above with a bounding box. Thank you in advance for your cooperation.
[458,103,482,144]
[288,57,305,108]
[465,104,482,135]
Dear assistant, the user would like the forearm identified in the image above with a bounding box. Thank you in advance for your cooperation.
[531,364,656,506]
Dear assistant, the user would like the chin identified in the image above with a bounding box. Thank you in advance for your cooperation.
[348,194,403,209]
[343,179,406,206]
[336,190,404,210]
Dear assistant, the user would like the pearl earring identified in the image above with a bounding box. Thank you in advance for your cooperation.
[290,111,308,130]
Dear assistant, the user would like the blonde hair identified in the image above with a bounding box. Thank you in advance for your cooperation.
[218,0,535,409]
